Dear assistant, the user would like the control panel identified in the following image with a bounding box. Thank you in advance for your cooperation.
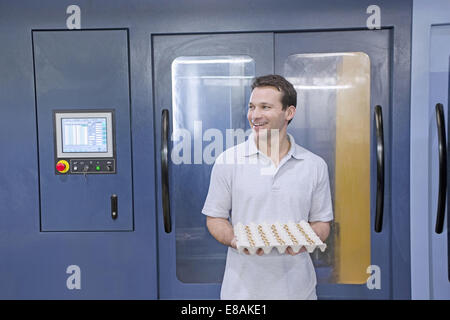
[54,110,116,175]
[70,159,115,174]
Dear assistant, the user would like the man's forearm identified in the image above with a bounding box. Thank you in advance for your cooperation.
[206,216,236,248]
[309,221,331,242]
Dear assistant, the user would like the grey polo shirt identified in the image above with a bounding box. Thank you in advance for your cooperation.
[202,133,333,300]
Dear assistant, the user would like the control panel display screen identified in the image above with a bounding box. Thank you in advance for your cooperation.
[62,118,108,153]
[54,111,114,159]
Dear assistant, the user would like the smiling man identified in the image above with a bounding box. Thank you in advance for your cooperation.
[202,74,333,300]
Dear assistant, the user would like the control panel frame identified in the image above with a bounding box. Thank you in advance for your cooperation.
[53,109,117,175]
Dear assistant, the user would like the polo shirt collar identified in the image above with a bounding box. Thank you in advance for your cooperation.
[244,132,305,160]
[244,132,259,156]
[287,133,305,160]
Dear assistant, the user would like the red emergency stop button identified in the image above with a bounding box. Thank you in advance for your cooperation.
[56,160,69,173]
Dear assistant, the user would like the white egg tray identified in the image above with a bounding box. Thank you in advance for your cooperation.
[234,221,326,255]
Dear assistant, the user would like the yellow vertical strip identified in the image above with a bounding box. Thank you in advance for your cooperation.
[334,53,371,284]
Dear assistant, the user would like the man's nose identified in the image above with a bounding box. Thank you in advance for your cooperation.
[251,107,262,120]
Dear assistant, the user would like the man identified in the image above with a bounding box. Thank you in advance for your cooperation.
[202,74,333,300]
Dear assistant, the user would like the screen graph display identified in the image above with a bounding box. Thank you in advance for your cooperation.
[62,118,108,153]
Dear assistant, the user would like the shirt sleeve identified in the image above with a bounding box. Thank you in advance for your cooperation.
[201,153,232,219]
[308,158,334,222]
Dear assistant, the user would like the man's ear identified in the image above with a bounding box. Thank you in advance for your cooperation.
[286,105,296,121]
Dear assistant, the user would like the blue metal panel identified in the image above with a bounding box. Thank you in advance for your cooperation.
[33,30,133,231]
[411,0,450,300]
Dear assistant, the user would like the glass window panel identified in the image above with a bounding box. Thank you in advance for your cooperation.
[171,56,255,283]
[284,52,371,284]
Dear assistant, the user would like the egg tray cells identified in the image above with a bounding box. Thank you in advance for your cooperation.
[234,220,327,255]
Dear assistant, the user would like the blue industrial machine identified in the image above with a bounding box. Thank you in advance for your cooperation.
[0,0,439,299]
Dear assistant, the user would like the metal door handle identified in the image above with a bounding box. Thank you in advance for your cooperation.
[161,109,172,233]
[111,194,118,220]
[374,105,384,233]
[435,103,447,234]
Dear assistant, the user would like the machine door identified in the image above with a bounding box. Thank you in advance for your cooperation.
[153,33,273,298]
[275,30,392,299]
[411,0,450,300]
[34,30,133,231]
[429,24,450,299]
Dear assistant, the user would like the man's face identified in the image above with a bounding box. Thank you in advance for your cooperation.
[247,86,295,137]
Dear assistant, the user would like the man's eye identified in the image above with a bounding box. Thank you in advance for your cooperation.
[263,106,270,109]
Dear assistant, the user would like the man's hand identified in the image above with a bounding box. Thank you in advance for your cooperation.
[243,247,303,256]
[230,237,237,249]
[285,246,307,255]
[242,248,264,256]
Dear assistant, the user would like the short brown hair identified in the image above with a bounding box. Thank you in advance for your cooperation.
[251,74,297,110]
